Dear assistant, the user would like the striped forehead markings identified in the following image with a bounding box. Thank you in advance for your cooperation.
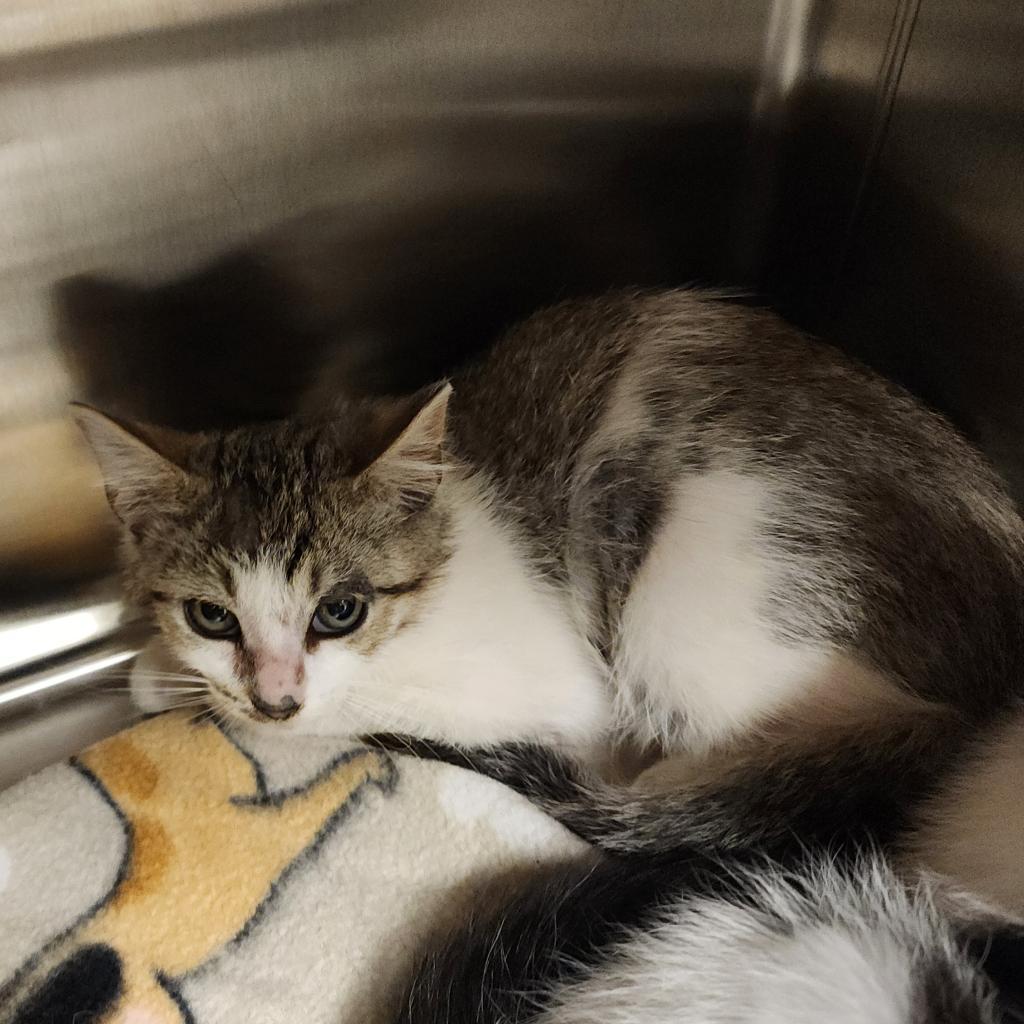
[285,530,312,582]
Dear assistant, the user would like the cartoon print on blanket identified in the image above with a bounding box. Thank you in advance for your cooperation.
[0,711,395,1024]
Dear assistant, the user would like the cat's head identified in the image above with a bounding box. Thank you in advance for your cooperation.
[74,386,453,733]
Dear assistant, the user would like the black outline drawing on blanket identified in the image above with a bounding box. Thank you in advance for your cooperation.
[1,711,397,1024]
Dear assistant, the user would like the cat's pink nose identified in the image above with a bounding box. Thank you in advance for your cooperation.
[253,658,306,721]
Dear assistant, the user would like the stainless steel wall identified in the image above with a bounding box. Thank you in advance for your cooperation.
[765,0,1024,496]
[0,0,1021,782]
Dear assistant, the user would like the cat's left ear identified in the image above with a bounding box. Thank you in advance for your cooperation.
[358,382,451,513]
[71,403,194,530]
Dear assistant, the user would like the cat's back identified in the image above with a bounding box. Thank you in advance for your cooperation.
[451,286,1018,530]
[452,288,741,447]
[450,289,760,514]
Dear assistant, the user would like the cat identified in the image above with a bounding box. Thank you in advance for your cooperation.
[386,846,1024,1024]
[75,287,1024,891]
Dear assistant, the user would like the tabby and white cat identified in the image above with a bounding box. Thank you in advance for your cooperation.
[76,288,1024,901]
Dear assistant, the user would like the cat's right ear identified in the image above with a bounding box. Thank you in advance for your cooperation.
[356,383,451,513]
[71,404,190,529]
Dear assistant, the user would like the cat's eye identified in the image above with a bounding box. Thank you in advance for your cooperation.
[184,599,241,640]
[311,596,367,637]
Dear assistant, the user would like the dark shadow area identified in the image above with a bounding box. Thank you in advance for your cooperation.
[54,103,753,431]
[760,80,1024,499]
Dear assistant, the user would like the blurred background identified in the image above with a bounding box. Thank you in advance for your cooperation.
[1,0,1022,782]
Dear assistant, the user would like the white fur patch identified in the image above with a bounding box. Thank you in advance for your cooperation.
[540,912,915,1024]
[614,471,832,749]
[232,559,308,659]
[538,861,973,1024]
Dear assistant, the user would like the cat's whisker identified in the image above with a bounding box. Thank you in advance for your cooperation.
[93,691,210,704]
[96,684,209,692]
[177,687,253,734]
[97,668,205,680]
[89,692,204,701]
[95,683,208,693]
[121,668,200,675]
[210,700,252,735]
[189,705,219,727]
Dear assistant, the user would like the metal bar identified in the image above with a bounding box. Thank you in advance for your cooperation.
[0,622,150,723]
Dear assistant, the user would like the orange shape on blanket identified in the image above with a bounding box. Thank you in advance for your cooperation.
[64,711,392,1024]
[99,735,160,800]
[109,816,172,909]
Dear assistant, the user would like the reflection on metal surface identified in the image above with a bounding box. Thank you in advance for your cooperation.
[754,0,816,115]
[0,598,124,676]
[0,643,138,721]
[762,1,1024,504]
[824,0,1024,497]
[0,624,148,785]
[0,616,150,720]
[0,0,1021,780]
[0,0,319,59]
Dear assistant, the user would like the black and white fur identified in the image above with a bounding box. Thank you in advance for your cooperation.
[365,735,1024,1021]
[389,844,1024,1024]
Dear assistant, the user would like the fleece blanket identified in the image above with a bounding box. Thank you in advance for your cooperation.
[0,711,583,1024]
